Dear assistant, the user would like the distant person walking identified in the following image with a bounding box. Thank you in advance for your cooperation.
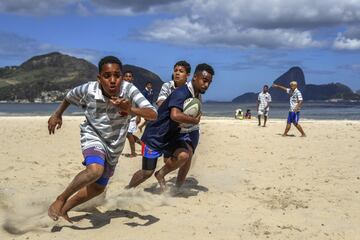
[142,82,154,104]
[257,85,272,127]
[123,70,142,157]
[138,82,155,132]
[272,81,306,137]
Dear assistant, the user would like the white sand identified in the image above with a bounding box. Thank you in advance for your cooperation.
[0,116,360,239]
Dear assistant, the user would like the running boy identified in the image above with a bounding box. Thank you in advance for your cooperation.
[156,61,199,187]
[127,63,215,191]
[47,56,157,222]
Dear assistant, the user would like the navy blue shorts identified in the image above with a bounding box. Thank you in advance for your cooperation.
[141,137,193,171]
[287,111,300,124]
[180,130,199,152]
[82,147,115,186]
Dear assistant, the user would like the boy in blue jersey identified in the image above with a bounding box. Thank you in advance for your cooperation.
[128,63,215,191]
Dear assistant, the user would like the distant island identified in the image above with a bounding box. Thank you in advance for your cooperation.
[232,67,360,103]
[0,52,164,103]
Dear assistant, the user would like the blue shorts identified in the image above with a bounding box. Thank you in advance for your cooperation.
[82,147,115,186]
[141,136,193,171]
[180,130,199,153]
[287,111,300,124]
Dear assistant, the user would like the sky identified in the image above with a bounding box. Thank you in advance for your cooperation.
[1,0,360,101]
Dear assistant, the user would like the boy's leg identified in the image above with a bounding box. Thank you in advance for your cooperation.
[155,143,192,191]
[294,124,306,136]
[126,133,136,157]
[176,131,199,188]
[258,115,261,126]
[127,144,160,188]
[176,158,192,188]
[293,112,306,137]
[48,162,104,221]
[60,182,106,222]
[283,123,291,136]
[282,112,293,136]
[133,135,142,145]
[128,168,155,188]
[263,116,268,127]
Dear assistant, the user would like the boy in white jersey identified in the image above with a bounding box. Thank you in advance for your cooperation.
[272,81,306,137]
[123,70,142,157]
[47,56,157,222]
[257,85,272,127]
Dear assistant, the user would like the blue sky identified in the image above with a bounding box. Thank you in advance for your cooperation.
[1,0,360,101]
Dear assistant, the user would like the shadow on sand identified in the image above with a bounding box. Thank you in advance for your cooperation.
[144,176,209,198]
[51,209,159,232]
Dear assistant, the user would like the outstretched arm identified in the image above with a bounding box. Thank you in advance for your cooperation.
[110,97,157,121]
[48,99,70,134]
[170,107,201,125]
[131,107,157,121]
[272,83,288,92]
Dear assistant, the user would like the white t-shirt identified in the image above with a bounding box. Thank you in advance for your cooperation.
[286,88,303,112]
[258,92,272,110]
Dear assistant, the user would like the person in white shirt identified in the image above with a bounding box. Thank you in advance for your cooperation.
[257,85,272,127]
[123,70,142,157]
[272,81,306,137]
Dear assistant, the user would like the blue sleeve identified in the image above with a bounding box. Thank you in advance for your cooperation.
[168,88,187,111]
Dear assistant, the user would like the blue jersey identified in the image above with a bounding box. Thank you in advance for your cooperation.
[142,88,154,104]
[141,85,192,151]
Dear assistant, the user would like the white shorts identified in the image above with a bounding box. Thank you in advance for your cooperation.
[258,108,269,117]
[127,119,137,134]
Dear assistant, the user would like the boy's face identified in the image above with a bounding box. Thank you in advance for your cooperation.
[290,84,297,91]
[146,83,152,90]
[97,63,122,97]
[173,65,189,87]
[263,86,268,92]
[192,70,213,94]
[123,72,133,82]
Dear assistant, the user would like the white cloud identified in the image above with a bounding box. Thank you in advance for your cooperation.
[0,0,81,15]
[2,0,360,49]
[333,33,360,50]
[133,0,360,49]
[139,16,324,49]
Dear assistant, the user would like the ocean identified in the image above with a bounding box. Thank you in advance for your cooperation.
[0,102,359,120]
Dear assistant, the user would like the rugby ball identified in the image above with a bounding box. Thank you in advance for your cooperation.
[183,98,201,117]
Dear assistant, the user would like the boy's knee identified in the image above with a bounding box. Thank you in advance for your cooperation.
[86,164,104,181]
[177,151,190,162]
[142,170,154,179]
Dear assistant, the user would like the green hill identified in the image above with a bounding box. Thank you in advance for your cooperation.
[0,52,163,102]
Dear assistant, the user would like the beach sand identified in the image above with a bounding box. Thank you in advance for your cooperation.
[0,116,359,240]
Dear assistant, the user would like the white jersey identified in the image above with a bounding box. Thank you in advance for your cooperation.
[258,92,272,110]
[286,88,303,112]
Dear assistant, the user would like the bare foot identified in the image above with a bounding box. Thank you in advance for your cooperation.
[154,171,166,192]
[301,134,307,137]
[60,210,73,223]
[262,125,266,127]
[282,134,289,137]
[48,199,65,221]
[125,153,137,158]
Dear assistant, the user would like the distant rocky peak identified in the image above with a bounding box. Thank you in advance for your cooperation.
[19,52,91,71]
[273,66,305,87]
